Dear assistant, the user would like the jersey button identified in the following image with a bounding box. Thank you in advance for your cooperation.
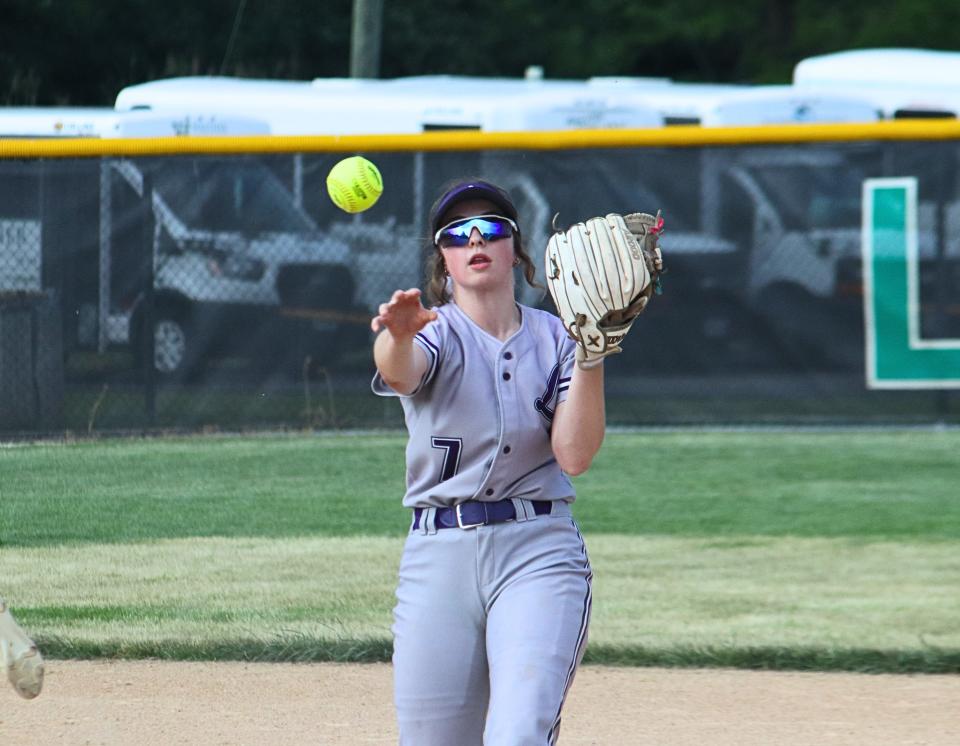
[503,445,511,454]
[503,352,513,360]
[485,488,494,496]
[502,372,511,380]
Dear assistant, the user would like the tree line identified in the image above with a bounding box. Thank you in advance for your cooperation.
[2,0,958,106]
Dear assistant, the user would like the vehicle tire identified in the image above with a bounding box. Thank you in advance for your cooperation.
[153,316,190,376]
[134,310,201,381]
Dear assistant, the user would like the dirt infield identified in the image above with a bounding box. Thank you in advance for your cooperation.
[2,661,958,745]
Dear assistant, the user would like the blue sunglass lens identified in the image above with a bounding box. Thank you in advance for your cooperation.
[437,217,514,248]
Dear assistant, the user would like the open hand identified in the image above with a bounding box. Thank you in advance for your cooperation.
[370,288,438,337]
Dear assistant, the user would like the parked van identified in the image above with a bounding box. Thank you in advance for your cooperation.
[0,107,361,379]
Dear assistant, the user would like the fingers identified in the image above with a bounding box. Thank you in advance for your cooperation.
[370,290,435,334]
[370,300,390,332]
[395,288,422,304]
[386,288,422,308]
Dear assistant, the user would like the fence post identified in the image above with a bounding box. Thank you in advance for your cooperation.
[141,167,156,426]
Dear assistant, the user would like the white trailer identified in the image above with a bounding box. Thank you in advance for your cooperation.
[0,107,270,138]
[115,74,665,133]
[793,48,960,119]
[587,78,879,125]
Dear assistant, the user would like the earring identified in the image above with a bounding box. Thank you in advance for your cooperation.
[513,257,521,267]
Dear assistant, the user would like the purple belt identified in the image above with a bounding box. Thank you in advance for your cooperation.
[413,499,552,530]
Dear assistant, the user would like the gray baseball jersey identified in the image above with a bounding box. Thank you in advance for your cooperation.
[372,301,577,508]
[373,300,592,745]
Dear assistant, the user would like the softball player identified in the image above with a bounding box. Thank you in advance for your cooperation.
[371,179,605,745]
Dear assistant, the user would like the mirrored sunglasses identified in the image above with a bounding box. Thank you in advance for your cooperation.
[434,215,518,248]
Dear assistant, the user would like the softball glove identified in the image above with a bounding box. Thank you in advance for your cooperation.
[545,211,665,369]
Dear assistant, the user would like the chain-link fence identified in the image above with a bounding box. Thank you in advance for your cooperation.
[1,133,959,436]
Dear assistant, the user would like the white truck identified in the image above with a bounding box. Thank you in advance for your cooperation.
[0,107,362,378]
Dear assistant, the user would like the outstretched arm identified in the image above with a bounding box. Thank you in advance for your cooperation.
[550,362,606,476]
[371,288,438,396]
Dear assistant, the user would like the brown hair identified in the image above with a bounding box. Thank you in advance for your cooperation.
[424,179,541,305]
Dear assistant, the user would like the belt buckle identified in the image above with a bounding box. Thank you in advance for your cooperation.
[455,503,484,530]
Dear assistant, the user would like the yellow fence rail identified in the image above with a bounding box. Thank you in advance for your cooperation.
[1,118,959,159]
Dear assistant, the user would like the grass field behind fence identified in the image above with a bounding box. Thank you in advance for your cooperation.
[1,430,958,673]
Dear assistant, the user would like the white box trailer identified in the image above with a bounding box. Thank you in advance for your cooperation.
[587,78,879,125]
[116,73,879,132]
[793,48,960,119]
[115,75,666,133]
[0,107,270,138]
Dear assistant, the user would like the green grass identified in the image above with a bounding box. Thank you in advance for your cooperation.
[0,435,411,543]
[3,535,957,672]
[575,430,960,538]
[2,431,958,543]
[1,431,958,672]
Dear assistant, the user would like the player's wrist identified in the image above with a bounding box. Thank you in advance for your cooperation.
[575,346,613,370]
[385,328,419,345]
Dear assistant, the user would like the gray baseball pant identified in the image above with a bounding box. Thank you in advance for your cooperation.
[392,501,592,745]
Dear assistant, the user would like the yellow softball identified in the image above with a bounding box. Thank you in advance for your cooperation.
[326,156,383,213]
